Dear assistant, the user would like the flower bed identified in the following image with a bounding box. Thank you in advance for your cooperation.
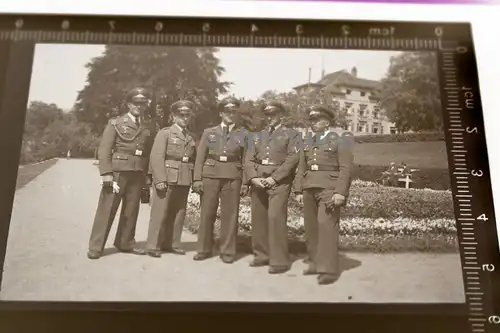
[184,180,458,253]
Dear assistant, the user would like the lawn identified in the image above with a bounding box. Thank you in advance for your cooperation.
[16,158,59,190]
[353,141,449,169]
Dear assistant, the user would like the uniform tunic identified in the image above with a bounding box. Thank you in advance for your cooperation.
[193,124,248,257]
[293,131,354,274]
[244,125,300,267]
[88,113,153,253]
[146,124,197,251]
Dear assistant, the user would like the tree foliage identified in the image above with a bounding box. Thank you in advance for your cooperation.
[378,52,442,132]
[21,101,99,164]
[237,89,350,131]
[74,46,231,136]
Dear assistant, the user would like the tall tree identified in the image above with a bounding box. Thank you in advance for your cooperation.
[378,51,442,132]
[73,46,231,135]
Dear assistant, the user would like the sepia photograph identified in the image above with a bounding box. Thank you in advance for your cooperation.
[0,43,465,303]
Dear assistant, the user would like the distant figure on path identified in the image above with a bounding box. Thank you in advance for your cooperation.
[145,100,197,258]
[66,150,71,159]
[87,87,154,260]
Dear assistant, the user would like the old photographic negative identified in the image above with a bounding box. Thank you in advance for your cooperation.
[0,44,464,303]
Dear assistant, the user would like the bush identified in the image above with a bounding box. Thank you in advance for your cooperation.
[184,180,458,252]
[354,131,445,144]
[352,164,451,190]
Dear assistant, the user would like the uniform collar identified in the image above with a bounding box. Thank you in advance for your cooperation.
[127,112,140,124]
[220,122,235,132]
[314,129,331,140]
[174,123,186,133]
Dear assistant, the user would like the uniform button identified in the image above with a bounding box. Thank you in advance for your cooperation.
[223,150,227,153]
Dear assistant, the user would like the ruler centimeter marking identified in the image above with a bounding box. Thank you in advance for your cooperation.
[0,30,443,50]
[0,16,497,331]
[441,44,491,332]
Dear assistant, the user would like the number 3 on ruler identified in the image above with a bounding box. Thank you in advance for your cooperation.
[471,169,483,177]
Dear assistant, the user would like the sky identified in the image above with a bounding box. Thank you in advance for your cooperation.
[27,44,402,110]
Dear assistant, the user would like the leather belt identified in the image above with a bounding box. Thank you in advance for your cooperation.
[114,149,143,156]
[208,154,241,162]
[307,164,339,171]
[166,154,193,163]
[256,158,281,166]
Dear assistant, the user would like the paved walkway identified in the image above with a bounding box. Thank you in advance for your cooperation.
[1,159,466,303]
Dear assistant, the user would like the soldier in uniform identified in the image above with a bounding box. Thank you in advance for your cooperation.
[145,100,197,258]
[192,97,248,264]
[244,101,300,274]
[87,87,153,259]
[293,105,354,285]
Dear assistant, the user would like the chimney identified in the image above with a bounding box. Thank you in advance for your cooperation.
[351,66,357,77]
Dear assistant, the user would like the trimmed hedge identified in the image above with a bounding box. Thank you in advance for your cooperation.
[184,180,458,252]
[352,164,451,190]
[354,131,445,144]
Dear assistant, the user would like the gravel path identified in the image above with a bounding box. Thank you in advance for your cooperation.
[0,159,466,303]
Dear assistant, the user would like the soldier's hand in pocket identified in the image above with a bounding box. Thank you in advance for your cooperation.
[155,182,166,191]
[101,174,114,187]
[192,180,203,194]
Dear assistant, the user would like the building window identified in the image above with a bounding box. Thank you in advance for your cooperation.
[359,110,364,117]
[372,127,379,134]
[357,123,365,132]
[390,127,397,134]
[360,92,366,97]
[373,111,379,119]
[346,89,351,94]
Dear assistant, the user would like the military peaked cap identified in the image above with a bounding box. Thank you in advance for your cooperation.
[219,97,241,109]
[170,100,195,113]
[126,87,150,103]
[307,104,335,121]
[262,100,286,114]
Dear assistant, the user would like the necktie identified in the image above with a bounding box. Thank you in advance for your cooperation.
[181,128,186,137]
[223,126,229,138]
[135,117,140,128]
[269,126,275,136]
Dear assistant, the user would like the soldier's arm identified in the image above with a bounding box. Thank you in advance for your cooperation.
[335,136,355,197]
[240,130,249,186]
[271,129,300,183]
[97,120,116,176]
[292,147,306,194]
[143,123,156,177]
[150,129,169,185]
[193,129,209,182]
[242,131,258,182]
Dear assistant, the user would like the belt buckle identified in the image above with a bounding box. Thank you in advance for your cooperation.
[219,156,227,162]
[262,159,269,165]
[311,164,319,171]
[182,156,189,162]
[135,149,143,156]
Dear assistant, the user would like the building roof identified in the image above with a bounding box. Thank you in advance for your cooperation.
[292,69,382,96]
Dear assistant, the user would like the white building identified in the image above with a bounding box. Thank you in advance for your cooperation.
[292,67,397,135]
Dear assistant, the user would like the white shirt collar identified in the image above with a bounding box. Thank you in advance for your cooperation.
[221,122,235,132]
[315,129,331,140]
[270,123,282,130]
[128,112,139,124]
[174,123,185,132]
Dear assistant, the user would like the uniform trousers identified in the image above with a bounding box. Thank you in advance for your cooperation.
[302,188,341,275]
[89,171,144,253]
[146,185,190,251]
[197,177,241,257]
[250,183,291,267]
